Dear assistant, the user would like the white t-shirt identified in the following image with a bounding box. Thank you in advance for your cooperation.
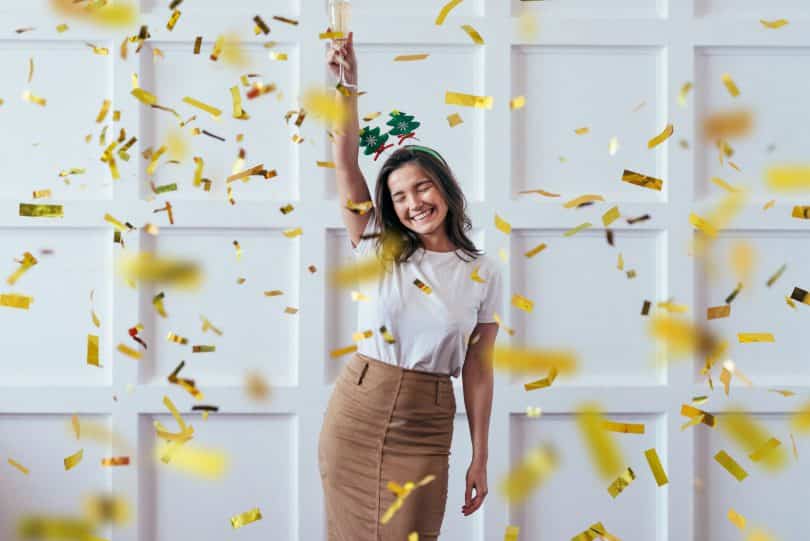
[351,211,504,378]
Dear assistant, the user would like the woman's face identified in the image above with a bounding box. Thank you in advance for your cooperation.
[387,162,449,236]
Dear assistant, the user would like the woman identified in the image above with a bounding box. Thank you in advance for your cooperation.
[319,31,503,540]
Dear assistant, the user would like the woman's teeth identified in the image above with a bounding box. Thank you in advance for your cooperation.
[412,209,433,222]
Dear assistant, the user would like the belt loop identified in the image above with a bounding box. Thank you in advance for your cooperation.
[356,361,369,385]
[435,380,440,405]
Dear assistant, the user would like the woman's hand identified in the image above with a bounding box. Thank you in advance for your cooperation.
[326,30,358,86]
[462,458,488,516]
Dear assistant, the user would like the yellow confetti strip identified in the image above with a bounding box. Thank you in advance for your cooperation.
[87,334,100,366]
[703,110,753,139]
[22,90,47,106]
[727,508,746,530]
[50,0,139,28]
[6,251,37,286]
[749,437,782,463]
[494,213,512,234]
[722,73,740,97]
[511,293,534,313]
[8,457,30,474]
[714,450,748,481]
[648,123,674,149]
[622,169,663,191]
[302,87,347,126]
[445,91,493,110]
[231,507,262,529]
[766,165,810,192]
[166,9,181,30]
[737,332,774,343]
[602,206,620,227]
[1,293,33,310]
[574,127,589,135]
[564,194,604,208]
[117,343,141,360]
[17,517,94,539]
[182,96,221,119]
[792,206,810,219]
[64,449,83,471]
[524,242,547,258]
[118,252,202,290]
[381,475,436,524]
[320,31,344,40]
[499,446,556,504]
[268,51,288,61]
[644,448,668,486]
[510,96,526,110]
[435,0,463,25]
[156,442,226,478]
[523,367,557,391]
[504,525,519,541]
[130,87,157,106]
[603,421,645,434]
[394,53,429,62]
[678,82,693,107]
[461,24,485,45]
[760,19,789,29]
[72,414,80,440]
[606,467,635,498]
[577,403,624,479]
[564,222,592,237]
[493,345,577,375]
[447,113,463,127]
[722,411,787,470]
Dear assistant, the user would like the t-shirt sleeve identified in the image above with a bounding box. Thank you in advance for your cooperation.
[350,210,379,257]
[477,259,504,324]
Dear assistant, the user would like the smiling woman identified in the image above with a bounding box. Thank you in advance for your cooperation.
[321,30,504,540]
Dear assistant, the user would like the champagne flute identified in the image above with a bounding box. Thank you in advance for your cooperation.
[329,0,356,88]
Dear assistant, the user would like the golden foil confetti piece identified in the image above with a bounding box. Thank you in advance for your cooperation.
[470,266,486,284]
[118,252,202,289]
[22,90,47,106]
[760,19,789,29]
[87,334,100,367]
[301,87,346,126]
[574,126,590,135]
[27,57,34,83]
[64,449,83,471]
[320,31,344,40]
[380,326,396,344]
[192,345,215,353]
[577,404,624,479]
[264,290,283,297]
[526,406,542,418]
[155,395,194,443]
[227,164,265,183]
[283,307,298,315]
[564,194,604,208]
[727,508,746,530]
[606,467,635,498]
[792,401,810,433]
[82,493,130,525]
[156,442,227,478]
[56,23,69,32]
[644,448,668,486]
[31,189,50,199]
[353,330,373,342]
[268,51,288,61]
[192,36,203,54]
[253,15,271,34]
[86,42,109,55]
[445,91,493,110]
[601,206,620,227]
[608,136,620,156]
[499,446,556,504]
[166,9,181,30]
[766,165,810,193]
[17,517,95,540]
[511,293,534,313]
[153,292,168,318]
[435,0,463,25]
[1,293,34,309]
[703,110,753,139]
[8,457,30,474]
[282,227,302,239]
[721,73,740,97]
[461,24,485,45]
[272,15,298,25]
[494,213,512,234]
[117,343,141,360]
[602,421,645,434]
[101,456,129,467]
[50,0,139,28]
[509,96,526,110]
[749,437,782,462]
[681,404,716,427]
[737,332,774,343]
[766,264,787,287]
[622,169,663,191]
[524,242,547,258]
[523,367,557,391]
[792,206,810,219]
[381,475,436,524]
[722,411,787,469]
[707,305,730,319]
[330,344,358,358]
[362,111,381,122]
[130,87,157,106]
[346,199,373,215]
[711,176,741,193]
[182,96,221,119]
[72,414,80,440]
[714,450,748,481]
[317,160,336,169]
[245,371,271,401]
[413,278,433,295]
[231,508,262,529]
[678,82,693,108]
[6,251,37,285]
[564,222,591,237]
[394,53,429,62]
[493,345,577,375]
[447,113,464,127]
[648,123,674,149]
[166,332,188,345]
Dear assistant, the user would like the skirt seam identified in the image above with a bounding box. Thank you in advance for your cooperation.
[375,368,404,541]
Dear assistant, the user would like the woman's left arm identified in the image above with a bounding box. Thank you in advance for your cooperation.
[461,321,498,516]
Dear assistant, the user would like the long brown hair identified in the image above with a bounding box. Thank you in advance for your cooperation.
[366,145,482,265]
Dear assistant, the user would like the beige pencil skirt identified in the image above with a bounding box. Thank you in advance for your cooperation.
[318,352,456,540]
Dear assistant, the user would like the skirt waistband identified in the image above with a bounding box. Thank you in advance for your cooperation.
[350,352,452,384]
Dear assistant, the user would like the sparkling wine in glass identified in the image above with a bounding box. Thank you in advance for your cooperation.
[329,0,355,87]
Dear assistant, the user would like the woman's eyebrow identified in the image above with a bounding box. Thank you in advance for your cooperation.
[392,179,432,197]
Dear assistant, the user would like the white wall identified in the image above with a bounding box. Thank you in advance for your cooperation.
[1,1,809,540]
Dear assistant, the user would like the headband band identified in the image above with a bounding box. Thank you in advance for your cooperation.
[405,145,447,166]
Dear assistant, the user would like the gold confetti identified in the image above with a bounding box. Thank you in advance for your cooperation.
[492,345,577,375]
[86,42,109,55]
[494,213,512,234]
[722,73,740,97]
[56,23,69,32]
[760,19,789,29]
[192,345,215,353]
[302,87,347,126]
[749,437,782,463]
[272,15,298,26]
[622,169,663,191]
[510,96,526,110]
[447,113,463,127]
[8,458,29,474]
[766,165,810,193]
[6,251,37,286]
[100,457,129,466]
[499,446,556,504]
[182,96,221,119]
[728,508,746,530]
[608,136,620,156]
[607,467,635,498]
[602,206,620,227]
[117,343,141,360]
[381,475,436,524]
[320,31,344,40]
[504,526,519,541]
[574,126,589,135]
[648,123,674,149]
[564,194,604,208]
[703,110,753,139]
[564,222,591,237]
[330,344,358,358]
[435,0,463,26]
[678,82,693,108]
[50,0,139,28]
[603,421,644,434]
[445,91,493,110]
[72,414,80,439]
[737,332,774,343]
[394,54,429,62]
[524,242,547,258]
[644,448,668,486]
[722,411,787,470]
[714,450,748,481]
[1,294,33,310]
[523,367,557,391]
[461,24,484,45]
[245,372,271,402]
[64,449,83,471]
[22,90,46,106]
[130,87,157,106]
[413,278,433,295]
[118,252,201,290]
[578,404,624,479]
[511,293,534,313]
[231,508,262,529]
[87,334,100,367]
[268,51,288,61]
